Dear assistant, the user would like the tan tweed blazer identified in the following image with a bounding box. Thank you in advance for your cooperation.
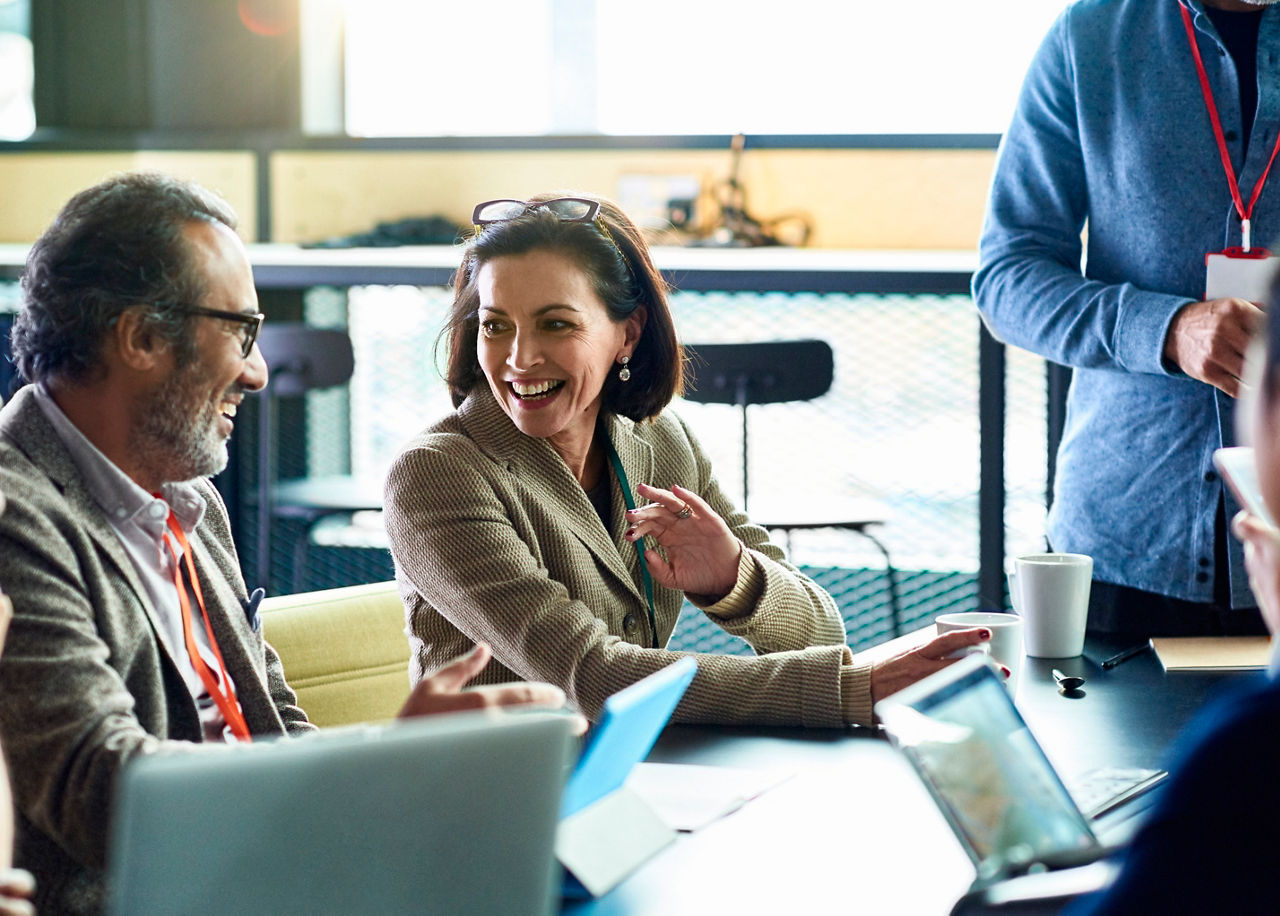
[384,386,857,727]
[0,386,313,915]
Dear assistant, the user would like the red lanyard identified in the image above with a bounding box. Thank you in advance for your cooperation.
[162,513,252,742]
[1179,1,1280,252]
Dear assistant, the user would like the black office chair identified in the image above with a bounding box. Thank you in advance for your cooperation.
[255,324,382,593]
[681,340,901,634]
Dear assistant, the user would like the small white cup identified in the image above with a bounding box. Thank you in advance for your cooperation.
[935,611,1023,694]
[1007,553,1092,658]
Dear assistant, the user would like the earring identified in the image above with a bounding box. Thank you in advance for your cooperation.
[618,355,631,382]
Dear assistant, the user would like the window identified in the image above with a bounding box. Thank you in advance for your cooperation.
[0,0,33,141]
[339,0,1068,138]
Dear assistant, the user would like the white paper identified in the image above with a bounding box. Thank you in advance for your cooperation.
[624,762,793,832]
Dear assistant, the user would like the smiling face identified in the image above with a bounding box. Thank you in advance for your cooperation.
[132,220,267,484]
[476,248,643,470]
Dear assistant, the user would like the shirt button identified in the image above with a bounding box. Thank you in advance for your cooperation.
[1204,470,1218,483]
[1199,557,1211,568]
[148,502,168,519]
[1225,130,1239,142]
[1196,572,1210,583]
[623,614,637,630]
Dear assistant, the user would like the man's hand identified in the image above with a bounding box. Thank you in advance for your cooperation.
[1164,297,1264,397]
[397,642,568,719]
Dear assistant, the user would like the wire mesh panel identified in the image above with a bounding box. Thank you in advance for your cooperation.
[252,284,1051,652]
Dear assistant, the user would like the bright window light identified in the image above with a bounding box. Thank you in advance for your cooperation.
[341,1,1068,138]
[0,0,33,141]
[596,2,1066,135]
[343,0,553,137]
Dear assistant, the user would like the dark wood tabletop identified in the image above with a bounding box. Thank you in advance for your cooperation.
[563,636,1245,915]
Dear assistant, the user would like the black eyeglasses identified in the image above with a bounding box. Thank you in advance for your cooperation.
[472,197,601,227]
[177,306,265,358]
[471,197,635,281]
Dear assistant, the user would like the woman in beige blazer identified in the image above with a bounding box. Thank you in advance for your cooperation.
[383,194,992,727]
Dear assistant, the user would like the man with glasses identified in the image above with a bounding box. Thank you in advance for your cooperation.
[0,173,564,914]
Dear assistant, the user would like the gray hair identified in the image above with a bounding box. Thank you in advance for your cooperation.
[12,171,238,385]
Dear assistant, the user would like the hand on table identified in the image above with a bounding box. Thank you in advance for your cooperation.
[398,642,570,719]
[869,627,1004,704]
[1233,510,1280,636]
[625,484,741,601]
[0,869,34,916]
[1164,297,1264,397]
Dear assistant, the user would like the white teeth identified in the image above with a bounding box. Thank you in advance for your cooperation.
[511,380,562,397]
[222,404,238,418]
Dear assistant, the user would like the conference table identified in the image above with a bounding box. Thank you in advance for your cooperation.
[563,633,1246,915]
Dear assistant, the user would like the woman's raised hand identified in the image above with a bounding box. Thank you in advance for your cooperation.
[626,483,742,600]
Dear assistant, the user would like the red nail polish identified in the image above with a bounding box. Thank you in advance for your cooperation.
[980,629,992,640]
[1001,666,1011,678]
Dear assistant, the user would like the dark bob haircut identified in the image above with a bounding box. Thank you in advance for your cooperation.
[13,171,238,385]
[442,192,684,422]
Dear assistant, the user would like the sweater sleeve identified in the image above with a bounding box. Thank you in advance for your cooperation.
[383,430,853,729]
[971,9,1190,377]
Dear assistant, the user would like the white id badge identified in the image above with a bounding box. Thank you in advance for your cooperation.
[1205,249,1280,302]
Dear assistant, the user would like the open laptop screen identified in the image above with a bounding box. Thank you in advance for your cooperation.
[877,656,1098,877]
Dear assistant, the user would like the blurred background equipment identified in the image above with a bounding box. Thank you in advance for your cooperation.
[694,133,812,248]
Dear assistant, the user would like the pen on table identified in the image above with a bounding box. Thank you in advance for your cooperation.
[1101,640,1153,670]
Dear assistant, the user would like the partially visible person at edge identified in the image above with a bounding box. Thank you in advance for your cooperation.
[0,486,35,915]
[382,193,995,728]
[0,173,564,915]
[972,0,1280,638]
[1068,270,1280,915]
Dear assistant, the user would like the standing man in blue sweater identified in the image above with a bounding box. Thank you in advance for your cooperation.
[974,0,1280,636]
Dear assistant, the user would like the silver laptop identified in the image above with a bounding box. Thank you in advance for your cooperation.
[875,654,1163,885]
[106,711,575,916]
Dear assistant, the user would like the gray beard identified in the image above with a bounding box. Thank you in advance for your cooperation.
[133,362,236,485]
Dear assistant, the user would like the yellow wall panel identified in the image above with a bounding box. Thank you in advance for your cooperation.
[0,152,257,243]
[0,146,996,250]
[270,148,997,249]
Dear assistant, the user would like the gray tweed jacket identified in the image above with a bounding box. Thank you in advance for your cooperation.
[0,385,313,915]
[383,385,854,728]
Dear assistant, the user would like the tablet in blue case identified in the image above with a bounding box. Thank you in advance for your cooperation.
[560,656,697,819]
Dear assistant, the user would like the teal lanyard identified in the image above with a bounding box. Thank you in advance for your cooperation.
[603,437,660,648]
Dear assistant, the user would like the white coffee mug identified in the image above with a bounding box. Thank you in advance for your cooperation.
[1007,553,1092,658]
[935,611,1023,694]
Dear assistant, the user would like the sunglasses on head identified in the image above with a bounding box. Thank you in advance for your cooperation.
[471,197,601,228]
[470,197,635,283]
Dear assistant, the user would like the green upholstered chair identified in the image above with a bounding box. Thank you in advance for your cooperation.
[260,580,411,728]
